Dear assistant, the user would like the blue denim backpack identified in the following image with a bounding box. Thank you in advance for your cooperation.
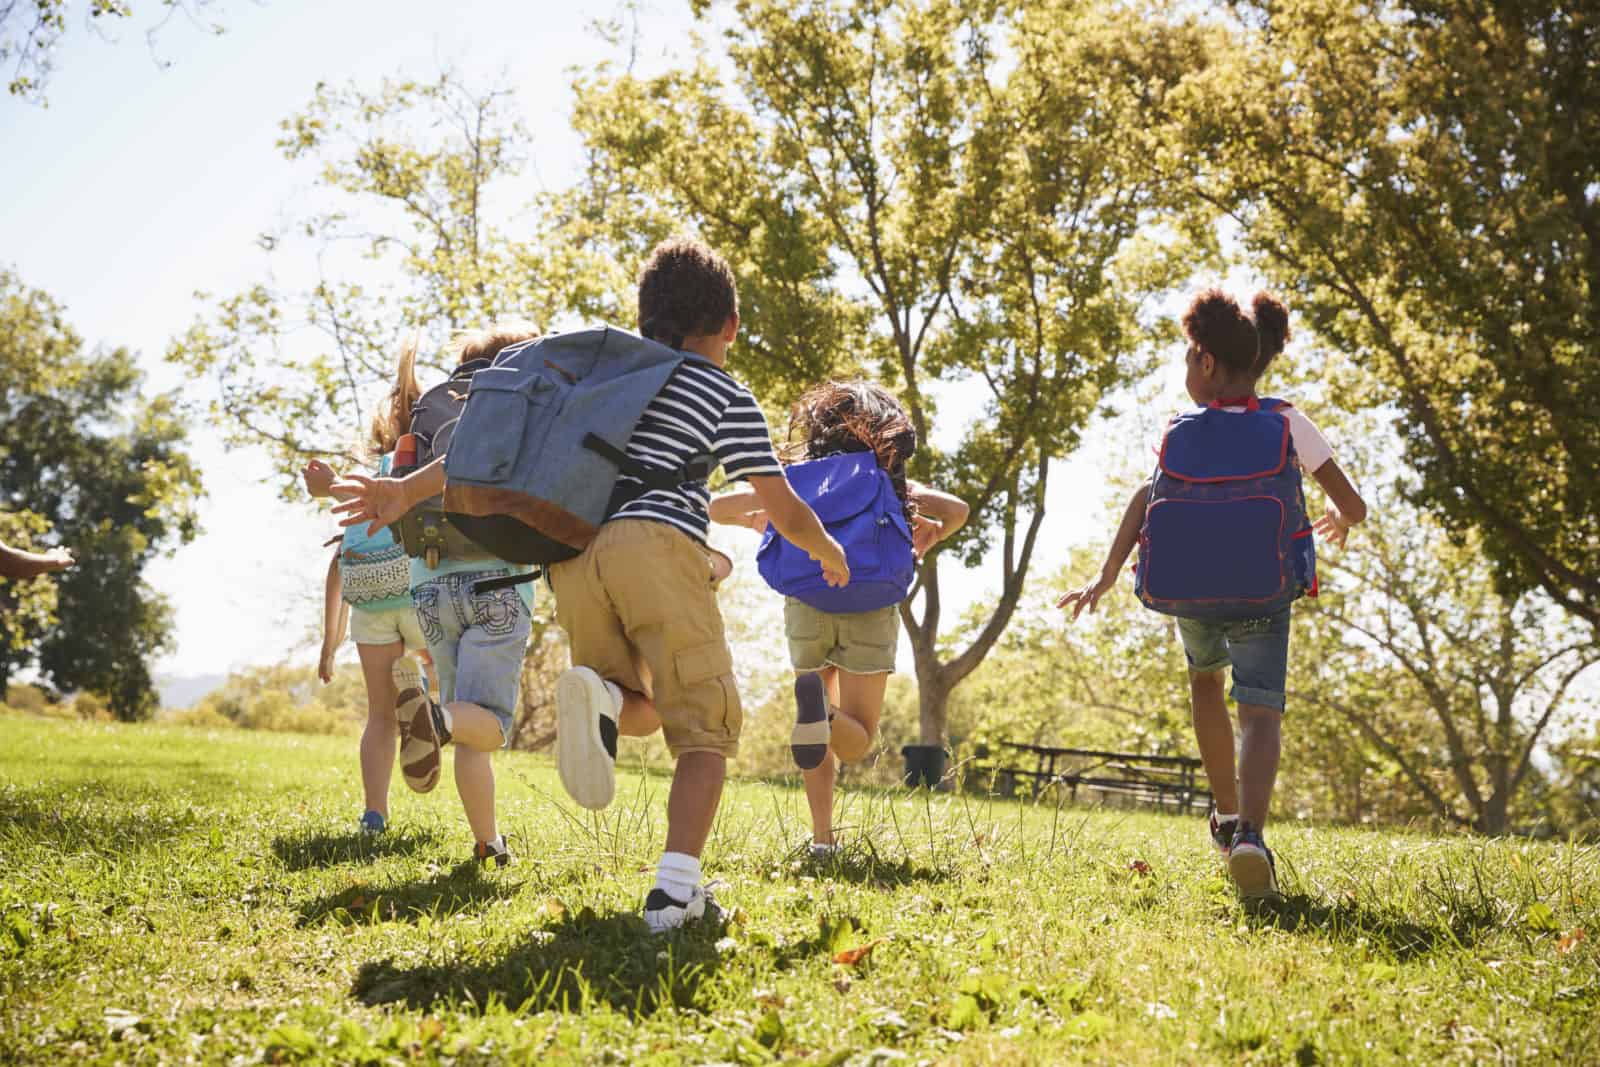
[756,451,916,614]
[1135,396,1317,621]
[442,326,716,566]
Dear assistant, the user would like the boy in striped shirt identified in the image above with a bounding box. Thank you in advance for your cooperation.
[551,237,849,933]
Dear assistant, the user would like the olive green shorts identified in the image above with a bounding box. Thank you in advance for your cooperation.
[783,598,900,675]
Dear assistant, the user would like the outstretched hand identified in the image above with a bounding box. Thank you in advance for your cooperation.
[331,475,408,536]
[1314,506,1351,549]
[301,459,337,497]
[1056,569,1117,622]
[35,547,75,573]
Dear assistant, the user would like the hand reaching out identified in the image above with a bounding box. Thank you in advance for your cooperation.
[1056,569,1117,622]
[331,474,409,535]
[35,547,75,573]
[302,459,338,497]
[1314,506,1351,549]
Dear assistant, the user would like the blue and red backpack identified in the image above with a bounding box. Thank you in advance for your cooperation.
[756,451,916,614]
[1135,396,1317,621]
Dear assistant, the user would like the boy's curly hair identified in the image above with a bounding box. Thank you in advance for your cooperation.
[787,380,918,520]
[1182,288,1259,379]
[637,237,738,349]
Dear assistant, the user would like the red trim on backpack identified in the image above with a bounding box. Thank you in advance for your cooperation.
[1210,395,1261,412]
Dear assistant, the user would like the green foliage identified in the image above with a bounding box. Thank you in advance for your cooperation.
[182,662,367,735]
[1,717,1597,1062]
[167,72,632,491]
[1189,0,1600,627]
[0,270,202,720]
[567,0,1222,741]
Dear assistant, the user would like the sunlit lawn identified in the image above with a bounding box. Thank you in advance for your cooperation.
[1,715,1596,1065]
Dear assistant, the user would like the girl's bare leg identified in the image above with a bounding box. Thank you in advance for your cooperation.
[355,640,405,817]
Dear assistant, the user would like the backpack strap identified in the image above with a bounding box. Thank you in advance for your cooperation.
[582,433,716,493]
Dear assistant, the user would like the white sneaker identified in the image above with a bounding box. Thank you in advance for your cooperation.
[809,841,841,861]
[643,884,725,934]
[555,666,618,810]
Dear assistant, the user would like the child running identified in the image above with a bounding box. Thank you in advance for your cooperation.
[330,322,542,866]
[709,381,968,857]
[1059,290,1367,901]
[303,340,428,835]
[549,237,850,932]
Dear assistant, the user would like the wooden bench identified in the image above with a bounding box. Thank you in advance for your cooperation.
[972,741,1212,813]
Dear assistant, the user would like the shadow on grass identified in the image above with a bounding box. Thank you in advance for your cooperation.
[297,861,519,927]
[1248,891,1500,961]
[352,907,727,1016]
[793,841,954,889]
[0,784,200,854]
[272,826,441,871]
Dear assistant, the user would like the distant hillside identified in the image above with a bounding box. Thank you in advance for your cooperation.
[155,673,228,710]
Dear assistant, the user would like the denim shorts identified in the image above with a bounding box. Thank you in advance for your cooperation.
[411,568,532,746]
[1175,608,1291,712]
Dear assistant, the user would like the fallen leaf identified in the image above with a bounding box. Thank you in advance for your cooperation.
[1129,860,1152,876]
[1556,928,1586,955]
[833,937,887,966]
[348,895,368,911]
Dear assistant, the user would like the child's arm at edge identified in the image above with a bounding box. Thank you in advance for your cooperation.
[1309,459,1367,549]
[1057,481,1149,621]
[746,474,850,587]
[0,540,75,579]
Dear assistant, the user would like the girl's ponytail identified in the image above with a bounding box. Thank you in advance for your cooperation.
[1250,291,1291,379]
[368,333,422,459]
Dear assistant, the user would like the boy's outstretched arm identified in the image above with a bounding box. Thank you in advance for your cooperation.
[907,482,970,558]
[708,486,768,532]
[1309,459,1367,549]
[746,474,850,587]
[1057,481,1149,621]
[332,458,446,534]
[0,540,75,579]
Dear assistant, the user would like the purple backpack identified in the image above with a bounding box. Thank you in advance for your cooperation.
[756,451,916,614]
[1135,396,1317,621]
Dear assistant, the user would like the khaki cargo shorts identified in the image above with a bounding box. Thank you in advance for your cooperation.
[549,519,742,758]
[784,598,900,675]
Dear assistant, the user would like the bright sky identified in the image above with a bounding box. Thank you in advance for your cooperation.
[1,0,1183,682]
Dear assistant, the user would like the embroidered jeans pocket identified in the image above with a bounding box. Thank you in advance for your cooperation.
[469,584,524,637]
[413,583,445,646]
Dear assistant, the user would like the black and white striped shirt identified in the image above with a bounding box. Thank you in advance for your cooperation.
[610,358,783,543]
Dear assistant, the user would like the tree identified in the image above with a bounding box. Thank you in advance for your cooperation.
[1,0,232,102]
[1187,0,1600,627]
[1294,488,1598,835]
[0,269,202,718]
[565,0,1219,743]
[168,73,628,490]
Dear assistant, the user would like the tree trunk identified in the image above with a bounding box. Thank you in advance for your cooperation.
[917,672,953,746]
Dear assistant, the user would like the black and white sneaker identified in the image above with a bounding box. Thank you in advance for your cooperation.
[473,835,515,869]
[1209,810,1239,857]
[643,884,725,934]
[556,666,619,810]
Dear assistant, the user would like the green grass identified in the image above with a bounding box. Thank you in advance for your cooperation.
[1,716,1596,1065]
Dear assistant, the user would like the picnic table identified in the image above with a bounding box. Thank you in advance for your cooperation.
[976,740,1212,812]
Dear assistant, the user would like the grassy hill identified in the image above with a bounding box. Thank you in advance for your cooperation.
[0,716,1595,1065]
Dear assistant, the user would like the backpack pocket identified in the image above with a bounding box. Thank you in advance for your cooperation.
[1142,497,1286,605]
[447,373,557,485]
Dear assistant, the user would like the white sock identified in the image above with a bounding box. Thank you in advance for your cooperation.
[1214,810,1238,821]
[654,851,701,902]
[602,679,624,717]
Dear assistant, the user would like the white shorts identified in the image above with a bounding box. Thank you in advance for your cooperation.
[349,603,425,650]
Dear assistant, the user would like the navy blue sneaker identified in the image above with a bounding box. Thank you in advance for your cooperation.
[359,810,387,835]
[1228,823,1281,901]
[1209,811,1238,856]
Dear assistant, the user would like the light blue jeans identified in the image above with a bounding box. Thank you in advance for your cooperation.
[411,568,532,746]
